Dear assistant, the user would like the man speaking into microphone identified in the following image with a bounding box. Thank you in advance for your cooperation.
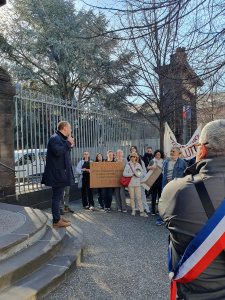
[42,121,74,228]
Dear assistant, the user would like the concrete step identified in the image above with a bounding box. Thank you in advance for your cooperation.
[0,224,65,291]
[0,224,84,300]
[0,203,48,261]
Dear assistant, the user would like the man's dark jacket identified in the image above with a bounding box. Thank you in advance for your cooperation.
[142,152,153,168]
[41,131,74,187]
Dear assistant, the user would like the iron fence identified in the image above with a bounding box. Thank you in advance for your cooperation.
[14,89,159,193]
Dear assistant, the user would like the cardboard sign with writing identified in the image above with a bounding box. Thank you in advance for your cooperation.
[141,166,162,191]
[90,162,124,188]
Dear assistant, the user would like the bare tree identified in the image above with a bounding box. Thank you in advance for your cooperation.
[113,0,191,146]
[84,0,225,145]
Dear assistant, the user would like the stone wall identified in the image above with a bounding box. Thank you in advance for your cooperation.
[0,67,16,203]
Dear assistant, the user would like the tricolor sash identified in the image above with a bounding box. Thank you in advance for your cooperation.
[168,198,225,300]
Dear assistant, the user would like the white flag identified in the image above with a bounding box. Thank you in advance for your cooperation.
[163,122,202,160]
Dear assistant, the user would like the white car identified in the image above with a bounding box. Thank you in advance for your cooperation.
[15,149,47,181]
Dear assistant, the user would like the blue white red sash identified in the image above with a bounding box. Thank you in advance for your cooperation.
[168,198,225,300]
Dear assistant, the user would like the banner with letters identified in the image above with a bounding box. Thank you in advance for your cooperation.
[164,122,202,160]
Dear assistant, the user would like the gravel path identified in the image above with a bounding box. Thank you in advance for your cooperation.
[43,201,169,300]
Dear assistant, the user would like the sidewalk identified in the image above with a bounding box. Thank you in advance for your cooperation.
[43,199,169,300]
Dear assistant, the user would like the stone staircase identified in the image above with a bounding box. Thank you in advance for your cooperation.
[0,203,84,300]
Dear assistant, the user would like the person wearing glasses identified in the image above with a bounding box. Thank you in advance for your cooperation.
[127,145,142,161]
[162,146,187,189]
[76,151,94,210]
[156,146,187,225]
[123,152,148,217]
[127,146,150,213]
[159,120,225,299]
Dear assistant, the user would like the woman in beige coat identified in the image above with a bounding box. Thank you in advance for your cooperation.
[123,152,148,217]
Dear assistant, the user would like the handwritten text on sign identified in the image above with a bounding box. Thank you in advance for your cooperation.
[90,162,124,188]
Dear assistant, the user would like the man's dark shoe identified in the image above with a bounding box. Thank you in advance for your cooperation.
[64,206,74,213]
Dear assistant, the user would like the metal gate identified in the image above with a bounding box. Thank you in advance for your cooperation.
[14,89,159,192]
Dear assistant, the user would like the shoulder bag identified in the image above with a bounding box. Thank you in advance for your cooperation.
[120,163,134,187]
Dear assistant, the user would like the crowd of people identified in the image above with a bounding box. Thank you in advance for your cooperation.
[74,145,189,224]
[75,146,163,218]
[42,119,225,299]
[42,122,188,226]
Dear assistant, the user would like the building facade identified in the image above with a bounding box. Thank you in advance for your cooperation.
[157,47,203,144]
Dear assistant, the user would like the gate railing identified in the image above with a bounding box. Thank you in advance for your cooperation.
[14,88,159,193]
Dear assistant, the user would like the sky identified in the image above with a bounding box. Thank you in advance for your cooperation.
[76,0,123,29]
[77,0,121,9]
[1,0,223,94]
[0,0,122,29]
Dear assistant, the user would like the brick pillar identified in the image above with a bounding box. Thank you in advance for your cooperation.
[0,66,16,203]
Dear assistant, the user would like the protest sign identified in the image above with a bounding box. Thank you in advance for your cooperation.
[90,162,124,188]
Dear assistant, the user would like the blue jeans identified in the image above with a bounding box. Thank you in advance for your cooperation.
[52,186,65,223]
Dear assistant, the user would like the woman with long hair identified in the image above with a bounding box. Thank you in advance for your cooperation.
[148,149,164,215]
[76,151,94,210]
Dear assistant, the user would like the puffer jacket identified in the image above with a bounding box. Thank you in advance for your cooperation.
[123,162,143,187]
[159,157,225,299]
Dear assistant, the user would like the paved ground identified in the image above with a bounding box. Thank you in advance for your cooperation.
[0,208,26,236]
[43,198,169,300]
